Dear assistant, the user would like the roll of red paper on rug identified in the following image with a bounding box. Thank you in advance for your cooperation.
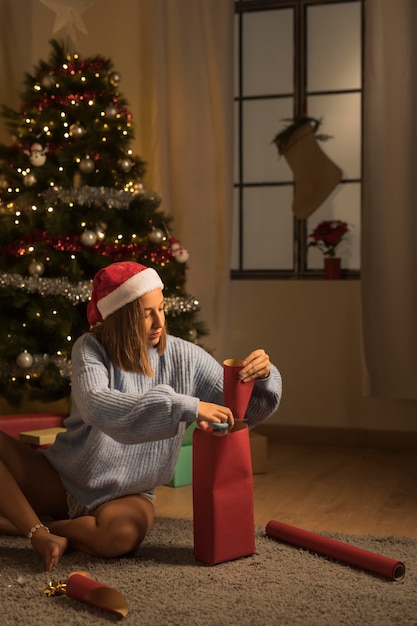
[265,520,405,581]
[66,571,129,617]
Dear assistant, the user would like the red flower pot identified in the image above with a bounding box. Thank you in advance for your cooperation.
[324,257,341,279]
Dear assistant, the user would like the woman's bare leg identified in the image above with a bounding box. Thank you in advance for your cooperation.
[0,432,69,570]
[49,494,155,557]
[0,432,154,564]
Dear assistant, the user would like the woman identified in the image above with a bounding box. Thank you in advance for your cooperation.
[0,261,282,570]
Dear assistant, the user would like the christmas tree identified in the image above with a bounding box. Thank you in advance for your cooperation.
[0,39,206,408]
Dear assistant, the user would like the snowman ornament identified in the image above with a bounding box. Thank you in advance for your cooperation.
[27,143,48,167]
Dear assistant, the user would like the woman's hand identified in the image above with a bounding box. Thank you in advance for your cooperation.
[196,401,234,431]
[239,349,270,383]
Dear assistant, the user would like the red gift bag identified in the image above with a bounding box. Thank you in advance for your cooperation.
[192,421,256,565]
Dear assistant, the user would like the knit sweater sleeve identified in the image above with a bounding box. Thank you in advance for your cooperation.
[245,365,282,429]
[70,333,202,444]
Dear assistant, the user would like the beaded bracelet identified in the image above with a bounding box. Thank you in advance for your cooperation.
[27,523,50,540]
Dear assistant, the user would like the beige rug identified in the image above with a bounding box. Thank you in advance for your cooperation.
[0,517,415,625]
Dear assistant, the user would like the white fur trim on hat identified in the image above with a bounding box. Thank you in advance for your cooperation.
[97,267,163,320]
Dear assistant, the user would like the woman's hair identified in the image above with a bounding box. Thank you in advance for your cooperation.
[90,297,167,376]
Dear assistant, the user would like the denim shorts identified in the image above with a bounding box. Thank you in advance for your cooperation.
[66,491,156,519]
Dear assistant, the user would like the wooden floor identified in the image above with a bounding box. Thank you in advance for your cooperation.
[155,441,417,538]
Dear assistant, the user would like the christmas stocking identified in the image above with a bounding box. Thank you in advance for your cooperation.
[278,122,342,219]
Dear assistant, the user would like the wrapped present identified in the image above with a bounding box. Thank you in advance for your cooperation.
[19,427,66,447]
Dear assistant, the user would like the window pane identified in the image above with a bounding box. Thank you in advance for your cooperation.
[242,9,293,96]
[307,93,361,180]
[234,0,362,277]
[306,182,361,271]
[243,98,293,183]
[242,186,294,270]
[307,2,361,92]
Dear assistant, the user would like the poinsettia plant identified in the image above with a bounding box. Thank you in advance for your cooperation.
[308,220,349,257]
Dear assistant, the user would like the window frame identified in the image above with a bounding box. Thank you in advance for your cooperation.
[233,0,364,280]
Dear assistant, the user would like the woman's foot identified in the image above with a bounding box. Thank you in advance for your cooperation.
[30,528,68,571]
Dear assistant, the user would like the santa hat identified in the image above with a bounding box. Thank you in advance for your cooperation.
[87,261,164,326]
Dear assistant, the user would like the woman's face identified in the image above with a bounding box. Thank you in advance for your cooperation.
[140,288,165,346]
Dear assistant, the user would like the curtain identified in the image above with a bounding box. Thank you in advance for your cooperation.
[362,0,417,398]
[135,0,235,355]
[0,0,33,144]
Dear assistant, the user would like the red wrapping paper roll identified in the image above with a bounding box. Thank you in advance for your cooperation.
[266,520,405,581]
[223,358,254,420]
[66,571,129,617]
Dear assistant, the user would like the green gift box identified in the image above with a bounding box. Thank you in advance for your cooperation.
[182,421,197,445]
[166,422,197,487]
[166,443,193,487]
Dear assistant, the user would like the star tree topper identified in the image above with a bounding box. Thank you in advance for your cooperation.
[39,0,94,39]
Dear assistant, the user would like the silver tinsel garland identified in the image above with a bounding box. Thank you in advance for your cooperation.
[0,272,92,302]
[40,186,160,210]
[0,273,200,314]
[0,354,72,379]
[0,272,200,381]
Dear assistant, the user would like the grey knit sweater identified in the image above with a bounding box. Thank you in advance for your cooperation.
[42,332,282,513]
